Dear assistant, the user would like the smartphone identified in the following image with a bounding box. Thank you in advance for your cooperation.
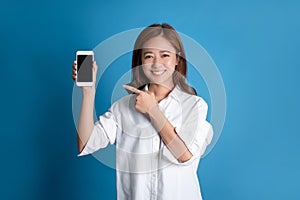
[76,51,94,87]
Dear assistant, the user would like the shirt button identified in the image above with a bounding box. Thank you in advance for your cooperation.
[152,191,156,196]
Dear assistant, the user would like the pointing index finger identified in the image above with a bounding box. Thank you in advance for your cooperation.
[123,85,143,94]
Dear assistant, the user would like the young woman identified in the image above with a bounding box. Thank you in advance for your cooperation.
[72,23,213,200]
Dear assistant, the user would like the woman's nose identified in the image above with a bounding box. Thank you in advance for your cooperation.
[153,55,161,64]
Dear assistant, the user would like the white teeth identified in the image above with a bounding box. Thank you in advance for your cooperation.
[151,70,165,75]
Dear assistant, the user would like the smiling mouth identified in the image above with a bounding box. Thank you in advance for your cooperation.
[151,69,167,76]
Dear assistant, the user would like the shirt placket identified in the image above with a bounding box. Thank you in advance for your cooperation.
[151,135,160,200]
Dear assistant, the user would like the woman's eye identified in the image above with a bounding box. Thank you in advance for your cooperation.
[145,55,153,59]
[162,54,170,57]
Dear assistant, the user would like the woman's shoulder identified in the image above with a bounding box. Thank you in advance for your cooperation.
[175,86,208,108]
[175,87,209,119]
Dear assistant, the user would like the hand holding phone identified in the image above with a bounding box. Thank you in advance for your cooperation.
[75,51,94,87]
[72,51,98,87]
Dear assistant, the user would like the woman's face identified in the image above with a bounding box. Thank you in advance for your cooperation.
[141,36,178,88]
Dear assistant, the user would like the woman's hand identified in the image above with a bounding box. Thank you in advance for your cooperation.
[123,85,158,114]
[71,60,98,91]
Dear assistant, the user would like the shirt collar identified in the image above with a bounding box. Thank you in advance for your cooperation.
[144,84,181,102]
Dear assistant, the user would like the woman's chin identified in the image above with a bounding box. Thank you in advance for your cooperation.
[148,77,173,88]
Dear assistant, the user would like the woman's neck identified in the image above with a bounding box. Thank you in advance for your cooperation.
[148,83,175,102]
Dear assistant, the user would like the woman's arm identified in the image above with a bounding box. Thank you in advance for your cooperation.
[72,61,98,152]
[148,105,193,163]
[77,88,96,152]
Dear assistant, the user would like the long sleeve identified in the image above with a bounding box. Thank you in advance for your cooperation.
[78,110,117,156]
[162,97,213,165]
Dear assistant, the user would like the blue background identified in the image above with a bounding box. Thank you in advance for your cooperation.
[1,0,299,199]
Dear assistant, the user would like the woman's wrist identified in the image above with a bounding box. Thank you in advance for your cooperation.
[147,102,158,115]
[82,86,96,97]
[148,104,167,132]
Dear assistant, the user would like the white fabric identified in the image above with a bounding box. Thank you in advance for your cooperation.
[78,85,213,200]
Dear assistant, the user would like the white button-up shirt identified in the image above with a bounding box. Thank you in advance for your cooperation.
[79,85,213,200]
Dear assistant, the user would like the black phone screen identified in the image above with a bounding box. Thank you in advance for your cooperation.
[77,55,93,82]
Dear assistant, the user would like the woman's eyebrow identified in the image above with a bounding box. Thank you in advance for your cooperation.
[143,51,153,55]
[143,50,172,54]
[159,50,171,53]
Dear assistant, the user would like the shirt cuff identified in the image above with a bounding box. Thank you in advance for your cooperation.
[162,120,213,165]
[77,148,89,157]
